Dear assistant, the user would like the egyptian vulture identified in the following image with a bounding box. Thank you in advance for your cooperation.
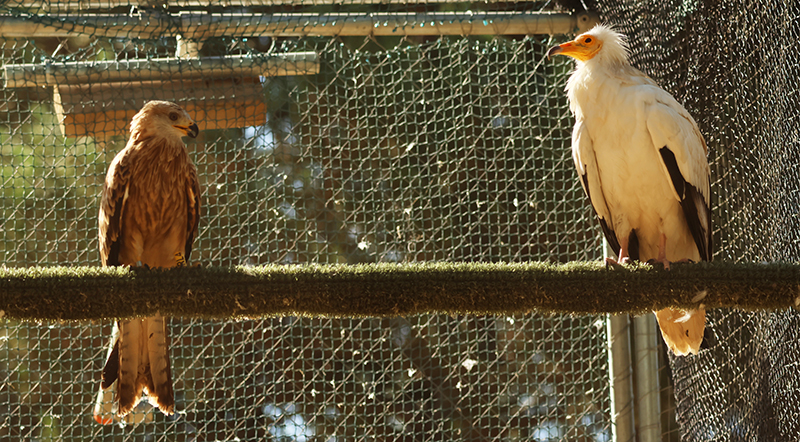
[94,101,200,423]
[548,25,712,356]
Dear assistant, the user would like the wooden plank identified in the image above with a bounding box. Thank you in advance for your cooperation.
[0,11,596,39]
[3,53,318,88]
[185,11,587,38]
[54,77,268,138]
[10,0,524,12]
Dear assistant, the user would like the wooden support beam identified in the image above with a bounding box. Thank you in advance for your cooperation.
[183,11,598,38]
[53,77,268,138]
[10,1,584,12]
[3,53,317,135]
[0,11,599,38]
[2,52,318,88]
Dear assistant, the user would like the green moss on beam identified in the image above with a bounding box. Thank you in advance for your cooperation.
[0,261,798,322]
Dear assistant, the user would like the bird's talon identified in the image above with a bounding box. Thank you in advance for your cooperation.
[605,257,625,270]
[649,259,671,270]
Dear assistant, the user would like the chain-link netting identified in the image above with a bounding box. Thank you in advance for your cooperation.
[1,316,610,440]
[588,1,800,440]
[0,1,616,440]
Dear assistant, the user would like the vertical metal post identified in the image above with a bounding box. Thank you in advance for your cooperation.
[633,314,661,441]
[608,314,635,442]
[604,238,635,442]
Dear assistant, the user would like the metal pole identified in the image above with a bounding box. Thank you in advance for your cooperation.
[608,314,635,442]
[604,238,635,442]
[633,314,662,441]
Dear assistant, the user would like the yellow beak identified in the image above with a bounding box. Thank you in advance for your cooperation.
[546,43,568,60]
[546,41,598,62]
[176,123,200,139]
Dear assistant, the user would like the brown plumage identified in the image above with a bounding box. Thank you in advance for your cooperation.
[95,101,200,422]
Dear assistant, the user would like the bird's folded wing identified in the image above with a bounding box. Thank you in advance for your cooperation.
[572,120,621,253]
[184,166,201,262]
[646,96,713,260]
[645,96,711,204]
[99,150,134,267]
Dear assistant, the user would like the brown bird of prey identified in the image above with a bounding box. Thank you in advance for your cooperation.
[94,101,200,423]
[548,25,712,355]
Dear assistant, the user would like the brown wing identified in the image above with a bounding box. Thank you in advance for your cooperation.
[97,148,133,399]
[99,149,134,267]
[184,164,201,262]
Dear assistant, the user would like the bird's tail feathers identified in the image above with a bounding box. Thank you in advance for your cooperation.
[95,322,121,425]
[116,320,144,417]
[146,314,175,415]
[93,382,116,425]
[101,340,120,390]
[95,317,175,422]
[655,308,706,356]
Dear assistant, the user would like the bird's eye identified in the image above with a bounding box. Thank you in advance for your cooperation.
[584,37,593,44]
[169,112,178,121]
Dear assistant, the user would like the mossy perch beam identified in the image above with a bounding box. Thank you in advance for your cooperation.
[0,262,798,322]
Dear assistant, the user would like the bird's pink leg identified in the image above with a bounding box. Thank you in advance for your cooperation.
[654,233,671,270]
[618,237,632,264]
[605,236,632,269]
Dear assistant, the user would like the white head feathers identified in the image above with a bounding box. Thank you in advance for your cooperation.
[584,24,630,66]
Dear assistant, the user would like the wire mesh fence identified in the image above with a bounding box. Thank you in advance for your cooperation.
[0,1,615,440]
[590,0,800,440]
[4,0,798,440]
[1,316,611,440]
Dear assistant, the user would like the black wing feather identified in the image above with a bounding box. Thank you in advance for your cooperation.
[580,172,641,261]
[100,334,120,389]
[659,146,713,261]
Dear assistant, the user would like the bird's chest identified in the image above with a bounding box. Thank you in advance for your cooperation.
[588,118,677,226]
[125,164,189,237]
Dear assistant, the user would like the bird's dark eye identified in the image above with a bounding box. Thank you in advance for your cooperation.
[169,112,178,121]
[584,37,593,44]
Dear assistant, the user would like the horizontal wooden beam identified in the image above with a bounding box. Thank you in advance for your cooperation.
[2,52,318,88]
[0,11,599,38]
[12,1,584,12]
[184,11,598,38]
[0,261,797,321]
[53,77,268,137]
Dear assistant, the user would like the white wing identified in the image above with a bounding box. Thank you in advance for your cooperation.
[646,91,712,260]
[572,119,623,253]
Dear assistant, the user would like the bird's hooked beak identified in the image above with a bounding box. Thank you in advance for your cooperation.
[546,43,567,60]
[187,123,199,139]
[546,39,600,62]
[179,122,200,139]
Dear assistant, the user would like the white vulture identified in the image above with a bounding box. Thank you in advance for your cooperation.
[548,24,712,356]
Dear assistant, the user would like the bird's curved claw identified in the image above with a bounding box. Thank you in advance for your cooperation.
[130,262,151,272]
[646,258,671,270]
[604,257,629,270]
